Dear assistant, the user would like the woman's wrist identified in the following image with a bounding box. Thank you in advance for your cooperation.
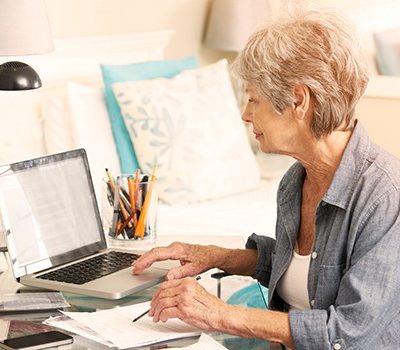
[216,247,258,276]
[208,302,238,332]
[214,304,252,336]
[215,304,294,348]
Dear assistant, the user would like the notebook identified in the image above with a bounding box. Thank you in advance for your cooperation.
[0,149,170,299]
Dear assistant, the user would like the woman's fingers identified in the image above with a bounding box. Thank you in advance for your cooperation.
[132,242,186,274]
[150,278,184,307]
[149,277,226,330]
[166,263,202,280]
[150,295,181,321]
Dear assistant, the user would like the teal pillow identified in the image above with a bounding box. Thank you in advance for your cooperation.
[100,56,199,173]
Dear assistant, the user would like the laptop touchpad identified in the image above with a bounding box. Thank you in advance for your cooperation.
[152,260,180,270]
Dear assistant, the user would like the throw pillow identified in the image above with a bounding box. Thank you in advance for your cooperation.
[112,59,260,204]
[42,94,75,154]
[100,56,199,174]
[67,82,121,202]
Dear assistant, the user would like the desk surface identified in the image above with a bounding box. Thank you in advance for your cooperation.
[0,236,271,350]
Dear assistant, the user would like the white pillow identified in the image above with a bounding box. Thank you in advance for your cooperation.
[112,59,260,204]
[67,82,121,202]
[42,94,75,154]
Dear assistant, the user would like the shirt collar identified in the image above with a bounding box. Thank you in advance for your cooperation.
[278,162,305,206]
[323,120,371,209]
[278,120,371,210]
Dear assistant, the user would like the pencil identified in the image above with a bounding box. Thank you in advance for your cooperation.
[127,176,135,222]
[134,164,157,239]
[105,169,132,234]
[132,276,201,322]
[132,169,141,225]
[117,211,136,236]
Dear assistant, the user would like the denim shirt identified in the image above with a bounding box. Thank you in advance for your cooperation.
[246,121,400,349]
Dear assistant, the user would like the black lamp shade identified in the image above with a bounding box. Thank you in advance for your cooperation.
[0,61,42,90]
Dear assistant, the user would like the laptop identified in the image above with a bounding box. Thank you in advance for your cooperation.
[0,149,170,299]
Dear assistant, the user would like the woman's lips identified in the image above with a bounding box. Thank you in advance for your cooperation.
[254,132,263,139]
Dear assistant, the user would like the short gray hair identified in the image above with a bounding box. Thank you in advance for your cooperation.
[232,10,369,138]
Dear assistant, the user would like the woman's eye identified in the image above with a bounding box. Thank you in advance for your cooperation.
[248,98,255,103]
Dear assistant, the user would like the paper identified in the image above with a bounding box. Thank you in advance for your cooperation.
[0,320,10,341]
[45,301,201,349]
[168,333,229,349]
[44,315,113,347]
[0,292,70,312]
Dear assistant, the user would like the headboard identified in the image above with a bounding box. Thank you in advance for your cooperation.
[0,30,174,165]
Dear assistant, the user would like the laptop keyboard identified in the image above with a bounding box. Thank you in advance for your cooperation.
[37,251,140,285]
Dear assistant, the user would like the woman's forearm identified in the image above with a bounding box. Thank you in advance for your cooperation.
[216,305,295,349]
[211,246,258,276]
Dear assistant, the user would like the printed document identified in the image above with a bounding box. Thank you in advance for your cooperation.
[45,301,201,349]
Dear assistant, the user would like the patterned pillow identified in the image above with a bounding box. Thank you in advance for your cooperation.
[112,60,260,204]
[100,57,198,174]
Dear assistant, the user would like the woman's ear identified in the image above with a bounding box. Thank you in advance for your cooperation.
[292,85,312,120]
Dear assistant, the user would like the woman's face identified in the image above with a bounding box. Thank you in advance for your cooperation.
[242,84,298,155]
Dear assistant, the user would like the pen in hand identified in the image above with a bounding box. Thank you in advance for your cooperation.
[132,308,150,323]
[132,276,202,323]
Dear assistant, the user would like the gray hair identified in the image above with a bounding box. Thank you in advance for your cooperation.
[231,10,369,138]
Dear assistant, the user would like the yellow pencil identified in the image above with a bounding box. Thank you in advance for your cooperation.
[127,176,135,222]
[134,164,157,238]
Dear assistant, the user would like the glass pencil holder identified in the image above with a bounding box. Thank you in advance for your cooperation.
[101,174,157,248]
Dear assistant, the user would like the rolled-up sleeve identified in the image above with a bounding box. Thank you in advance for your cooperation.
[289,191,400,350]
[246,233,276,286]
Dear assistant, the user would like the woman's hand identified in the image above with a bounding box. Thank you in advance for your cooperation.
[132,242,221,280]
[149,277,227,330]
[151,277,295,348]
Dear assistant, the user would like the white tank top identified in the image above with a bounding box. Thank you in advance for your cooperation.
[275,248,311,310]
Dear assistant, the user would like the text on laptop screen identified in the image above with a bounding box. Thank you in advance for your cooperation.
[0,150,105,277]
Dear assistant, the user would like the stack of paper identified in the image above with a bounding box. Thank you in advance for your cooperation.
[45,301,202,349]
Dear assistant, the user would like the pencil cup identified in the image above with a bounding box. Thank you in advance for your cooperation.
[101,174,157,247]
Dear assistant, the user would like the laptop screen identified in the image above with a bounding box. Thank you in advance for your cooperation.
[0,149,106,279]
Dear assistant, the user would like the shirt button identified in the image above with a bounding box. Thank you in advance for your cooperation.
[311,251,318,259]
[333,343,341,350]
[310,299,315,307]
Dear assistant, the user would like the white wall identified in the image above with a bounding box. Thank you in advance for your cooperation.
[43,0,400,157]
[44,0,400,69]
[45,0,212,62]
[356,76,400,158]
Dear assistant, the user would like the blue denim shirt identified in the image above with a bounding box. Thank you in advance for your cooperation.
[246,121,400,349]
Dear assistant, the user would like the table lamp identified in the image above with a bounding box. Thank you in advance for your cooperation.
[204,0,269,52]
[0,0,54,90]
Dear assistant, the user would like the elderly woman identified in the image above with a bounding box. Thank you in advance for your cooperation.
[132,10,400,350]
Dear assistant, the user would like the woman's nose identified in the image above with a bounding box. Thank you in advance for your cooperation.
[242,104,252,123]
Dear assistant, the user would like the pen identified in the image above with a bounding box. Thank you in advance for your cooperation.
[132,276,201,323]
[109,176,121,237]
[131,308,151,323]
[105,168,132,235]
